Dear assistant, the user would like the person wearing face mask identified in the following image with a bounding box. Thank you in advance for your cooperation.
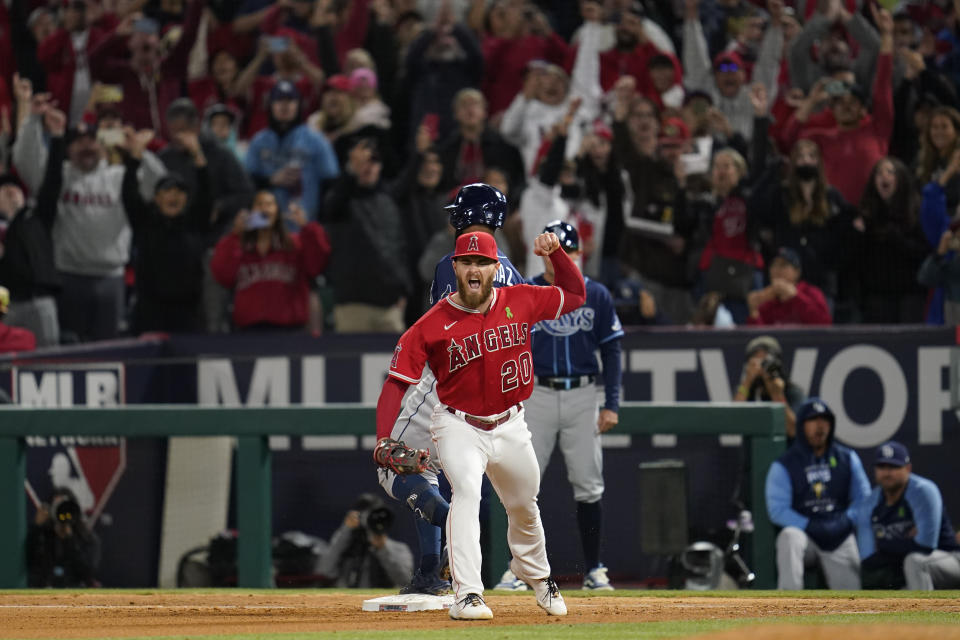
[750,137,854,310]
[850,157,929,323]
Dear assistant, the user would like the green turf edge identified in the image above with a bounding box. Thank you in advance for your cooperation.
[8,610,957,640]
[2,588,958,599]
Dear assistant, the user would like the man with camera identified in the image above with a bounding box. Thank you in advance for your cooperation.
[733,335,802,440]
[26,489,101,588]
[316,494,413,588]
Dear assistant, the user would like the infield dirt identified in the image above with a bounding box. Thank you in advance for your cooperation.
[1,592,959,639]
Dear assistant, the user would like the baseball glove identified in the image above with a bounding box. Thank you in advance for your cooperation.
[373,437,430,475]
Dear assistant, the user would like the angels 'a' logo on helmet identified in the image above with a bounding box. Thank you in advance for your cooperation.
[467,235,479,252]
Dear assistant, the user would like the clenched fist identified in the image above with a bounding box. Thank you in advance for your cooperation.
[533,232,561,256]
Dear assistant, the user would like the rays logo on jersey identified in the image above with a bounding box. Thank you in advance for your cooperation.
[535,307,596,337]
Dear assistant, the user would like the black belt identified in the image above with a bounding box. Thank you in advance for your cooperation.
[536,375,596,391]
[446,404,522,431]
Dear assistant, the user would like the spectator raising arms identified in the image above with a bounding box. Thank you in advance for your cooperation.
[210,190,331,331]
[121,127,211,333]
[89,0,204,140]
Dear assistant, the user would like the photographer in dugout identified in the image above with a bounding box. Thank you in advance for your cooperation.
[316,494,413,588]
[26,488,100,587]
[733,335,803,440]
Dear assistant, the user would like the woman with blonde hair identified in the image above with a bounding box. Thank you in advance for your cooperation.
[676,147,764,323]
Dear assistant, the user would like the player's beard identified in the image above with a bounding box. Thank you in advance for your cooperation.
[456,270,494,309]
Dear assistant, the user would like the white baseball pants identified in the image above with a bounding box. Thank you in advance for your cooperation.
[904,550,960,590]
[430,404,551,598]
[776,526,861,590]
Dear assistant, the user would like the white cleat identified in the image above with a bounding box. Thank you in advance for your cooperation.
[534,577,567,616]
[449,593,493,620]
[494,569,528,591]
[582,564,615,591]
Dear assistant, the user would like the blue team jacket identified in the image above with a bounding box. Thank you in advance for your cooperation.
[856,473,960,560]
[765,398,871,549]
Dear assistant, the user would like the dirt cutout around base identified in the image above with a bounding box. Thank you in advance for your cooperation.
[1,593,958,639]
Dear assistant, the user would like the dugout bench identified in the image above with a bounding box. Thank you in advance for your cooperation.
[0,403,785,589]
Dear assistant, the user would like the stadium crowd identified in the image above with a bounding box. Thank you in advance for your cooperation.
[1,0,960,350]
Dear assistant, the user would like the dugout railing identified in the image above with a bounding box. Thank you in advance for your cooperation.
[0,403,785,589]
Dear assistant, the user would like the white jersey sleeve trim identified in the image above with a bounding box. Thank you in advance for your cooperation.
[553,286,565,320]
[388,371,420,384]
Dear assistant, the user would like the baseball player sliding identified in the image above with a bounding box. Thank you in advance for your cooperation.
[373,184,524,596]
[375,228,585,620]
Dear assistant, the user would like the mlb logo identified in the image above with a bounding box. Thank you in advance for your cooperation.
[25,436,127,527]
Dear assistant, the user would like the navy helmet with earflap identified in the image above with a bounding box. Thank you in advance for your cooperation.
[444,183,508,231]
[542,220,579,252]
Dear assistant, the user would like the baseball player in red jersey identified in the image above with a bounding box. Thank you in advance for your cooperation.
[375,230,585,620]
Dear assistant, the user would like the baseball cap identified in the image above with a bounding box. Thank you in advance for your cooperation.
[713,50,744,72]
[659,117,690,145]
[452,231,499,262]
[204,102,237,124]
[684,89,714,107]
[592,120,613,141]
[154,173,188,194]
[325,74,352,93]
[269,80,300,102]
[875,441,910,467]
[0,174,22,191]
[350,68,377,91]
[65,120,98,146]
[745,335,782,358]
[774,247,802,270]
[648,53,675,69]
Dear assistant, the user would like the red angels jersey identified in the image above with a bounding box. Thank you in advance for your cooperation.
[389,284,570,417]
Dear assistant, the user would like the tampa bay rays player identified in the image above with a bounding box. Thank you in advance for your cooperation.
[765,397,871,589]
[376,183,524,594]
[494,221,623,591]
[856,441,960,589]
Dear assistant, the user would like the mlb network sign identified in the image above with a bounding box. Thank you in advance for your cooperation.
[11,362,126,406]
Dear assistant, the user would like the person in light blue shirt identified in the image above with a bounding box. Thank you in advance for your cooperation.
[856,441,960,590]
[244,81,339,224]
[765,397,871,589]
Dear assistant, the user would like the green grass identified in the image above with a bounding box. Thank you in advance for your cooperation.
[9,611,955,640]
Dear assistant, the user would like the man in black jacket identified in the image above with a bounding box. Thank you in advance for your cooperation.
[159,98,254,333]
[0,174,60,346]
[437,88,525,201]
[323,138,410,333]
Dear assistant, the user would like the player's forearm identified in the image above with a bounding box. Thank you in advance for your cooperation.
[599,339,622,412]
[376,377,409,439]
[549,249,586,312]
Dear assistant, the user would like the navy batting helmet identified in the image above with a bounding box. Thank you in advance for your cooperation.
[444,183,508,231]
[543,220,579,252]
